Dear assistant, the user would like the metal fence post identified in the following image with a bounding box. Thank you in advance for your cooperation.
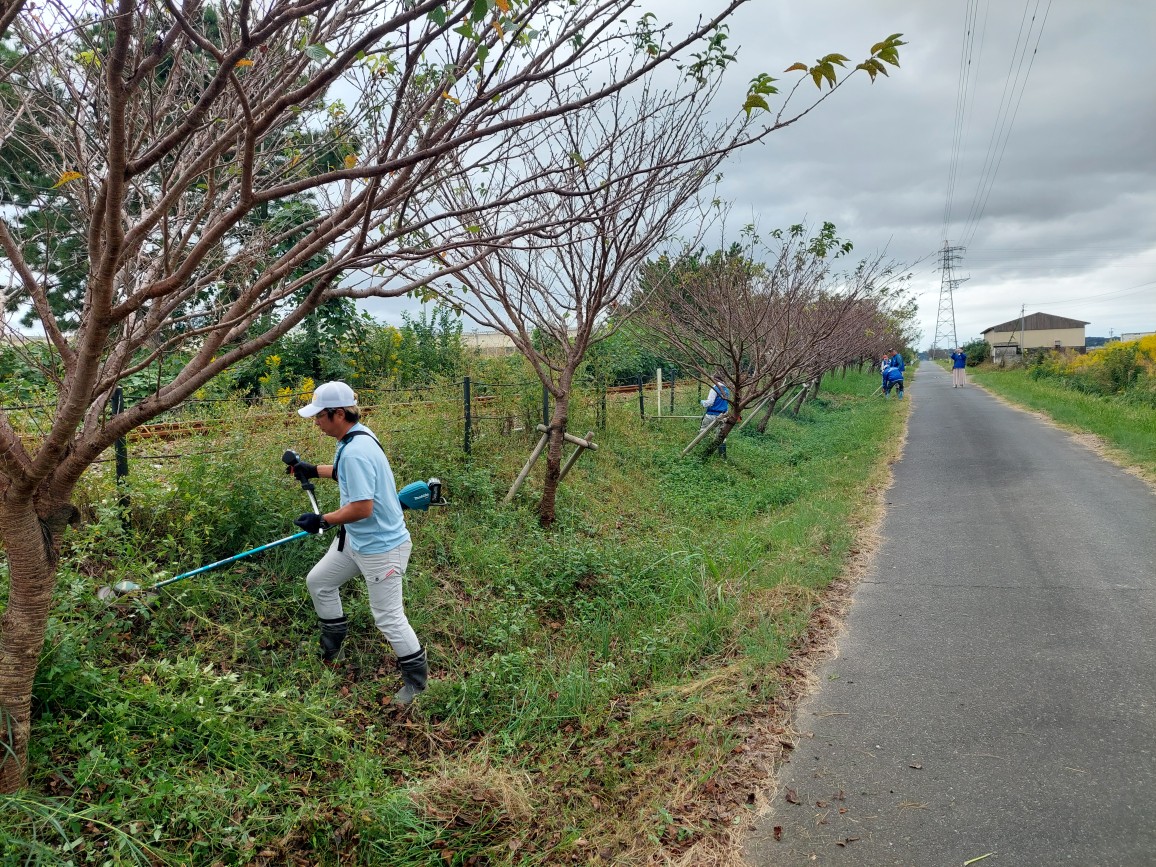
[111,386,129,509]
[542,383,549,427]
[463,376,472,455]
[670,369,676,413]
[637,374,645,419]
[600,386,607,430]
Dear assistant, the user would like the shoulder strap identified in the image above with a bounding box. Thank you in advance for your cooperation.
[333,429,384,481]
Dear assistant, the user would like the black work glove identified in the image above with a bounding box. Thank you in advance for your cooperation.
[288,460,319,483]
[294,513,330,534]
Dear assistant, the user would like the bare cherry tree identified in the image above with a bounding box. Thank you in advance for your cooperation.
[411,40,908,521]
[634,225,903,451]
[416,77,748,525]
[0,0,778,790]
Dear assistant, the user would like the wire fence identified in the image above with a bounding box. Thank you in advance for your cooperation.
[0,371,709,485]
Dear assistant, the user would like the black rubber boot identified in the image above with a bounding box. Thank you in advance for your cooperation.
[319,616,348,662]
[393,647,428,706]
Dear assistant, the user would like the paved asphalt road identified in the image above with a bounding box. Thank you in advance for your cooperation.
[744,362,1156,866]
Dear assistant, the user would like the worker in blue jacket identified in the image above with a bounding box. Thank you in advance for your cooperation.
[883,358,905,399]
[700,372,730,456]
[950,347,967,387]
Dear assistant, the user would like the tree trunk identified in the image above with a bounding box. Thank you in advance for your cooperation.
[699,413,736,461]
[537,396,571,527]
[755,390,782,434]
[0,503,68,792]
[791,387,806,417]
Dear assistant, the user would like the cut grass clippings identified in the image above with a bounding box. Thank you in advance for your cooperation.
[1,369,906,866]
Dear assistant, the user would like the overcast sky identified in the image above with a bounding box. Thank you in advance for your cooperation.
[368,0,1156,347]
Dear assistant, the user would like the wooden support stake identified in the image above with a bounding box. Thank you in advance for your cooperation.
[558,430,595,482]
[788,382,810,417]
[504,430,550,503]
[680,414,724,457]
[781,385,807,414]
[534,424,598,450]
[736,395,771,430]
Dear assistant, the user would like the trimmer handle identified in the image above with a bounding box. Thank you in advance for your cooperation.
[282,449,316,493]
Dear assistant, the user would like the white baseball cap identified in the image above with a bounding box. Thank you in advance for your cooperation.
[298,381,358,417]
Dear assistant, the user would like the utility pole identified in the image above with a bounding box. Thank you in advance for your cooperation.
[1019,304,1026,355]
[931,241,968,357]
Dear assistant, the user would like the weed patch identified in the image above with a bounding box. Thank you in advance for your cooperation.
[2,370,904,865]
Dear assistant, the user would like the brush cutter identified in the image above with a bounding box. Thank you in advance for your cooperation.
[97,530,315,598]
[99,459,446,599]
[282,449,321,513]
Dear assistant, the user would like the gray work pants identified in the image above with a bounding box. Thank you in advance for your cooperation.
[305,538,420,657]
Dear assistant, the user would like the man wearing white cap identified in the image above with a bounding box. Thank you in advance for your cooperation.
[287,381,428,706]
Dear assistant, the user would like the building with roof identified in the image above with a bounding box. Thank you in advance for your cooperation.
[981,312,1090,358]
[464,330,517,356]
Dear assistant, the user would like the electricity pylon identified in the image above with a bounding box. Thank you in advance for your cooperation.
[931,242,968,356]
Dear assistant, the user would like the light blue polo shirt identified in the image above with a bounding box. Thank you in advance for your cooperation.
[333,424,410,554]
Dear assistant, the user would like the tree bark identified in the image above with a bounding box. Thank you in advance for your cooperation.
[755,389,783,434]
[0,502,71,792]
[537,396,571,528]
[791,387,807,417]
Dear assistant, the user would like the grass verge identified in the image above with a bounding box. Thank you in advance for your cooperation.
[1,369,906,866]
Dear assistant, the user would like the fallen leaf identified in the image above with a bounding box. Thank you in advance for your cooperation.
[785,788,801,805]
[909,763,923,769]
[816,800,828,807]
[835,836,861,847]
[772,826,782,841]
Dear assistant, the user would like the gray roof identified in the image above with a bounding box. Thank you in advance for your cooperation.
[982,312,1090,334]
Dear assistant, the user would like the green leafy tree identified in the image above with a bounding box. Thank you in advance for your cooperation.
[961,337,991,367]
[396,304,466,386]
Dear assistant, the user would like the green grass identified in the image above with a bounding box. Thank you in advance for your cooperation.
[1,370,906,866]
[967,366,1156,476]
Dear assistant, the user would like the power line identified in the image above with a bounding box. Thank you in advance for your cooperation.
[943,0,984,241]
[960,0,1054,248]
[1033,279,1156,308]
